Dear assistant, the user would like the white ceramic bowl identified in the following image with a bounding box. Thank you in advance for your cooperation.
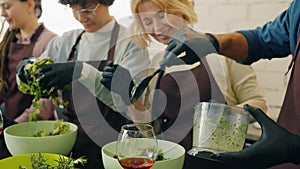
[4,120,77,156]
[102,139,186,169]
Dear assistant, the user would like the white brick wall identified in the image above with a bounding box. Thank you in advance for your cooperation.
[193,0,293,119]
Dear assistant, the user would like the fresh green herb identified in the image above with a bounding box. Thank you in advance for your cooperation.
[156,149,168,161]
[55,155,87,169]
[19,153,87,169]
[18,57,64,121]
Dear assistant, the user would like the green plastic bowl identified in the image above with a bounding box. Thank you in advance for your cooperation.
[4,121,77,156]
[0,153,67,168]
[102,139,186,169]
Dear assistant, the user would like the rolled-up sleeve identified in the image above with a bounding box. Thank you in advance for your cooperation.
[237,2,294,65]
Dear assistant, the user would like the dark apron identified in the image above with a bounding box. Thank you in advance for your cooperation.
[4,24,45,119]
[270,38,300,169]
[0,25,45,159]
[151,58,225,151]
[62,22,128,169]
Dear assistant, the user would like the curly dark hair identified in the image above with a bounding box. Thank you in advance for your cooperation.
[58,0,115,6]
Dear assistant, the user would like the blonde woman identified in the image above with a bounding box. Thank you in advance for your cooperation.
[102,0,267,151]
[131,0,267,149]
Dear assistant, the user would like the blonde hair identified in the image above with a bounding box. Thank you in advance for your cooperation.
[130,0,197,47]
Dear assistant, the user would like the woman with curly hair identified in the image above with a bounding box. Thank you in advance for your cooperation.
[18,0,149,168]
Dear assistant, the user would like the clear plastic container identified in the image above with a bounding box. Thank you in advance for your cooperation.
[188,102,250,155]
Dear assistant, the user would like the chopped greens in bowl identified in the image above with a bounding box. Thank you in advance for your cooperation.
[33,120,72,137]
[4,120,78,156]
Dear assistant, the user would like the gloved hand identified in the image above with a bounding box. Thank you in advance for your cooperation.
[36,61,83,90]
[16,56,38,83]
[2,113,17,129]
[211,104,300,169]
[101,61,134,105]
[160,29,218,67]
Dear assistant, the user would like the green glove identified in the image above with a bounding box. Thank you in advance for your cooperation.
[211,104,300,169]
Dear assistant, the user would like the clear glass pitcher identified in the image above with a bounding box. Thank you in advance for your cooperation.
[188,102,250,155]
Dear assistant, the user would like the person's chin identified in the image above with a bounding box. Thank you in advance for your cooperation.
[160,40,169,45]
[155,35,170,44]
[8,25,17,31]
[84,27,97,33]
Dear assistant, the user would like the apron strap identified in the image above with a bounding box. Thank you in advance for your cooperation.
[98,22,120,69]
[61,21,121,121]
[67,31,86,61]
[107,22,120,61]
[286,40,300,75]
[11,24,45,43]
[67,21,120,67]
[30,24,45,42]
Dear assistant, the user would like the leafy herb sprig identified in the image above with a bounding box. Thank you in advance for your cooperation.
[18,57,59,121]
[19,153,87,169]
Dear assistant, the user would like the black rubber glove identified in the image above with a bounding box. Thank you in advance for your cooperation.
[160,29,217,67]
[211,104,300,169]
[101,61,134,105]
[2,113,17,129]
[16,56,37,83]
[36,61,83,90]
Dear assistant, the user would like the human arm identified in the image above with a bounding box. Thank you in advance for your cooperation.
[163,0,296,67]
[101,61,152,121]
[101,61,134,105]
[14,99,55,122]
[215,0,296,64]
[86,39,149,111]
[35,61,83,90]
[32,30,86,90]
[0,104,17,128]
[161,28,217,67]
[214,33,249,62]
[211,104,300,169]
[14,28,57,122]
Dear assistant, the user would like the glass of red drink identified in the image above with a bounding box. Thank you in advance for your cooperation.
[117,124,158,169]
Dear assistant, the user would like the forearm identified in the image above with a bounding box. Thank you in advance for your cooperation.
[128,100,152,123]
[215,32,249,62]
[79,63,124,112]
[15,99,55,122]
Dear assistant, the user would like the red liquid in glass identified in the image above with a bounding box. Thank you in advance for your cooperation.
[119,157,154,169]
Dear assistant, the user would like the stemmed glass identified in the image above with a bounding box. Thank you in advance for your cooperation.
[0,110,3,134]
[117,124,158,169]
